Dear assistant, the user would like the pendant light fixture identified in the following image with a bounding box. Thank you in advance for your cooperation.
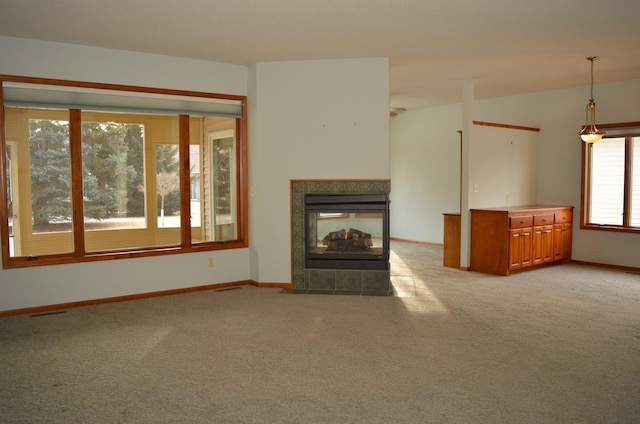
[579,56,604,143]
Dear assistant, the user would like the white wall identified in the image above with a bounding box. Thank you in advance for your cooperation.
[248,58,390,284]
[468,125,538,209]
[0,36,247,95]
[0,36,251,312]
[390,78,640,268]
[390,106,538,244]
[390,104,461,243]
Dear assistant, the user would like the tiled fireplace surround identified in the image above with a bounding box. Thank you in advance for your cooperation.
[290,179,391,295]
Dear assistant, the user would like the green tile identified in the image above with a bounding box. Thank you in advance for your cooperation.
[335,271,363,291]
[308,269,336,290]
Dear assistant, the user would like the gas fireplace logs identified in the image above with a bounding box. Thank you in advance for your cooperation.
[322,228,373,250]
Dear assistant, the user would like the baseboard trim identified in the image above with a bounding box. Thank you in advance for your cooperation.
[250,281,294,289]
[0,280,262,318]
[570,260,640,274]
[390,237,443,246]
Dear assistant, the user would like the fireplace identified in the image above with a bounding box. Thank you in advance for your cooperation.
[305,193,389,270]
[291,180,391,294]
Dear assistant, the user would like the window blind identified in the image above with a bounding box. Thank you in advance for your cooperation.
[2,82,242,118]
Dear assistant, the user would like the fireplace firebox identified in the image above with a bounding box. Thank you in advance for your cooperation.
[305,193,390,270]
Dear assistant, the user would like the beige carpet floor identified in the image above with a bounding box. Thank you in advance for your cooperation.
[0,241,639,423]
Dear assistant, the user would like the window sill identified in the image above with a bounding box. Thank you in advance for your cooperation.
[3,241,248,269]
[580,224,640,234]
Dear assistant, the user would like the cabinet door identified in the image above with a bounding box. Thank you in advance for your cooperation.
[509,229,523,269]
[534,225,554,264]
[509,228,532,270]
[532,226,544,264]
[553,223,572,261]
[553,224,563,261]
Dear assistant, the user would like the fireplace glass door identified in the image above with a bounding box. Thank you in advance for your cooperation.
[305,194,389,270]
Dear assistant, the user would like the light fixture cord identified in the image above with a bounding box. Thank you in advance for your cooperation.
[590,58,595,100]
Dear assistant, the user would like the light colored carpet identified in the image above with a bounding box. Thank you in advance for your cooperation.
[0,241,639,423]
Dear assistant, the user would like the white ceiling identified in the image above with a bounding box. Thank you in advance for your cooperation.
[1,0,639,110]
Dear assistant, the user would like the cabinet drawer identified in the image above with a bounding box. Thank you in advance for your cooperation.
[533,214,554,226]
[509,216,533,229]
[555,211,572,224]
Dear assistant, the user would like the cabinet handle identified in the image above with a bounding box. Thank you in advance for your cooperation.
[520,220,525,224]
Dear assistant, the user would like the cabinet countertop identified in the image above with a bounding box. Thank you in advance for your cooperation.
[470,205,573,213]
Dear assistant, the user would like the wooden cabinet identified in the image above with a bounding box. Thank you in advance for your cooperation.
[470,205,573,276]
[443,213,461,268]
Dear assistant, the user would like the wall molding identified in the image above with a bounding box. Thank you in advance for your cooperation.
[570,260,640,274]
[473,120,540,132]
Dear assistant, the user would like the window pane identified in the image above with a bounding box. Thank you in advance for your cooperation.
[30,118,72,233]
[4,108,74,257]
[82,114,179,251]
[190,144,201,233]
[632,137,640,227]
[5,143,15,256]
[82,121,145,232]
[193,117,237,243]
[212,136,236,240]
[155,144,180,230]
[590,138,625,225]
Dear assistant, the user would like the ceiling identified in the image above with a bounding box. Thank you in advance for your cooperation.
[1,0,639,110]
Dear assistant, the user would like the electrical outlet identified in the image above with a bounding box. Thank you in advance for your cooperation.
[207,257,214,267]
[506,192,510,202]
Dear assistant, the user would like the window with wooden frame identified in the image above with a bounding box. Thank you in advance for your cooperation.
[581,122,640,232]
[0,76,247,268]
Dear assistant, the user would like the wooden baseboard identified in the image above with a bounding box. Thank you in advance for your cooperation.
[570,260,640,274]
[390,237,443,247]
[250,281,293,289]
[0,280,259,318]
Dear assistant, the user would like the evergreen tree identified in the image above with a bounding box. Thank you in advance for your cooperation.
[124,124,145,217]
[29,120,71,227]
[81,122,140,220]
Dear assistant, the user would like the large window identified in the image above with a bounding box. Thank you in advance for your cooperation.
[582,123,640,232]
[1,76,247,268]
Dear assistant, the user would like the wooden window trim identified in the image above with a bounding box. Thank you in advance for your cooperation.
[0,75,248,269]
